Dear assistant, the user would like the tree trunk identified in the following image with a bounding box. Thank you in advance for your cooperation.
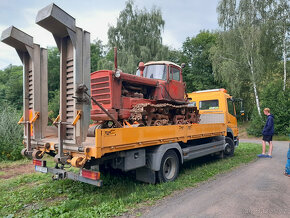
[238,27,262,117]
[283,31,287,91]
[249,56,262,117]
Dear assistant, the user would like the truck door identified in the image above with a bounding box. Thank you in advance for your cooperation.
[167,65,185,101]
[226,98,238,137]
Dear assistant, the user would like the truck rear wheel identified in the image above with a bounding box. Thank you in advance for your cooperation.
[157,150,179,183]
[224,137,235,157]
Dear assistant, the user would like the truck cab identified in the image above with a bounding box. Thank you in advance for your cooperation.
[187,89,239,146]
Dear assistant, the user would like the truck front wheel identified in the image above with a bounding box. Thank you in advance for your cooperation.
[157,150,180,183]
[224,137,235,157]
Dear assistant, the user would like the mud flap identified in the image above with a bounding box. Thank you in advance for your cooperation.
[136,167,156,184]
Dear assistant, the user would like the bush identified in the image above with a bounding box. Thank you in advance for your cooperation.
[247,80,290,136]
[247,108,264,137]
[0,104,23,161]
[48,89,60,120]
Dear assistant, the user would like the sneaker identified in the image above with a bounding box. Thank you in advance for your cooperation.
[266,155,272,158]
[257,154,266,158]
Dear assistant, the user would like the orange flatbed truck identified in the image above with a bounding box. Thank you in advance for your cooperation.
[1,3,239,186]
[27,88,239,186]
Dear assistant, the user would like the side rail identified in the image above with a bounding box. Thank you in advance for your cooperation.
[92,123,227,159]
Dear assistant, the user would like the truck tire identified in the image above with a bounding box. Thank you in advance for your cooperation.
[224,137,235,157]
[157,150,180,183]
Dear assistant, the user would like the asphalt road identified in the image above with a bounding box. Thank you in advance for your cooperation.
[141,139,290,218]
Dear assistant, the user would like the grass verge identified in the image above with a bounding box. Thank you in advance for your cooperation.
[273,135,289,141]
[0,158,31,169]
[0,143,260,217]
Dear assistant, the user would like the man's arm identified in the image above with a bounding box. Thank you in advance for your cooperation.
[263,116,273,133]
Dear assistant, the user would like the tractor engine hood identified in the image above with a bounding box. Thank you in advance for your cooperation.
[119,71,159,87]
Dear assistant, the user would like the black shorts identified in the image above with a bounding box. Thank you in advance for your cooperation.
[263,135,272,142]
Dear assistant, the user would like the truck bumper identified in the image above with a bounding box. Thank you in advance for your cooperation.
[35,165,103,187]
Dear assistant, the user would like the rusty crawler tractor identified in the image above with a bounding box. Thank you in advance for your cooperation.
[90,58,200,128]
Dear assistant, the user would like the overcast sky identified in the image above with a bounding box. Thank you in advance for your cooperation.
[0,0,220,70]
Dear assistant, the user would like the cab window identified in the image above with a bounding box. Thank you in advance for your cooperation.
[199,100,219,110]
[170,67,180,81]
[227,98,236,116]
[143,64,166,80]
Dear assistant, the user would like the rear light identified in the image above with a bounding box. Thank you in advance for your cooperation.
[33,159,46,167]
[81,169,100,180]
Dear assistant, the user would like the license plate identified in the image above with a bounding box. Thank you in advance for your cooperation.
[35,165,48,173]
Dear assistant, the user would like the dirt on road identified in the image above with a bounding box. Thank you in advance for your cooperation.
[0,163,34,179]
[140,140,290,218]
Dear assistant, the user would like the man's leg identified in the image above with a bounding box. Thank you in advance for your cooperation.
[262,140,266,154]
[268,141,273,156]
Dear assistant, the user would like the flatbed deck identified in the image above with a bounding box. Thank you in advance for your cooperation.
[93,123,226,158]
[38,123,226,159]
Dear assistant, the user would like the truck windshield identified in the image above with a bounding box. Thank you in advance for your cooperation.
[143,64,166,80]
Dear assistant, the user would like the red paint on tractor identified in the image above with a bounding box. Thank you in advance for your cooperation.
[90,61,199,126]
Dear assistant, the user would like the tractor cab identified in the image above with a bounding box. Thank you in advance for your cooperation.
[136,61,186,102]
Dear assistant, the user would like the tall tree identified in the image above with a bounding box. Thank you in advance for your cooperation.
[181,31,220,92]
[107,0,168,73]
[276,0,290,91]
[91,39,105,72]
[212,0,280,117]
[0,65,23,109]
[47,47,60,98]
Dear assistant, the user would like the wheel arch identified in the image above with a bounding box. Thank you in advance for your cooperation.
[227,127,234,139]
[147,143,183,171]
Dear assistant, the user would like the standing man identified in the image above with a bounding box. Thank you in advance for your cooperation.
[258,108,274,158]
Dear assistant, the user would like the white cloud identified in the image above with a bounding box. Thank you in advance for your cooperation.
[72,9,119,44]
[162,29,182,49]
[0,1,219,69]
[0,43,22,69]
[0,8,119,70]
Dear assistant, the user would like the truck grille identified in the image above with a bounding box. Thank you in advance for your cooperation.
[91,75,111,106]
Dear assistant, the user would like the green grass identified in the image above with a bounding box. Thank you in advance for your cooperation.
[273,135,289,141]
[0,143,261,218]
[0,158,30,168]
